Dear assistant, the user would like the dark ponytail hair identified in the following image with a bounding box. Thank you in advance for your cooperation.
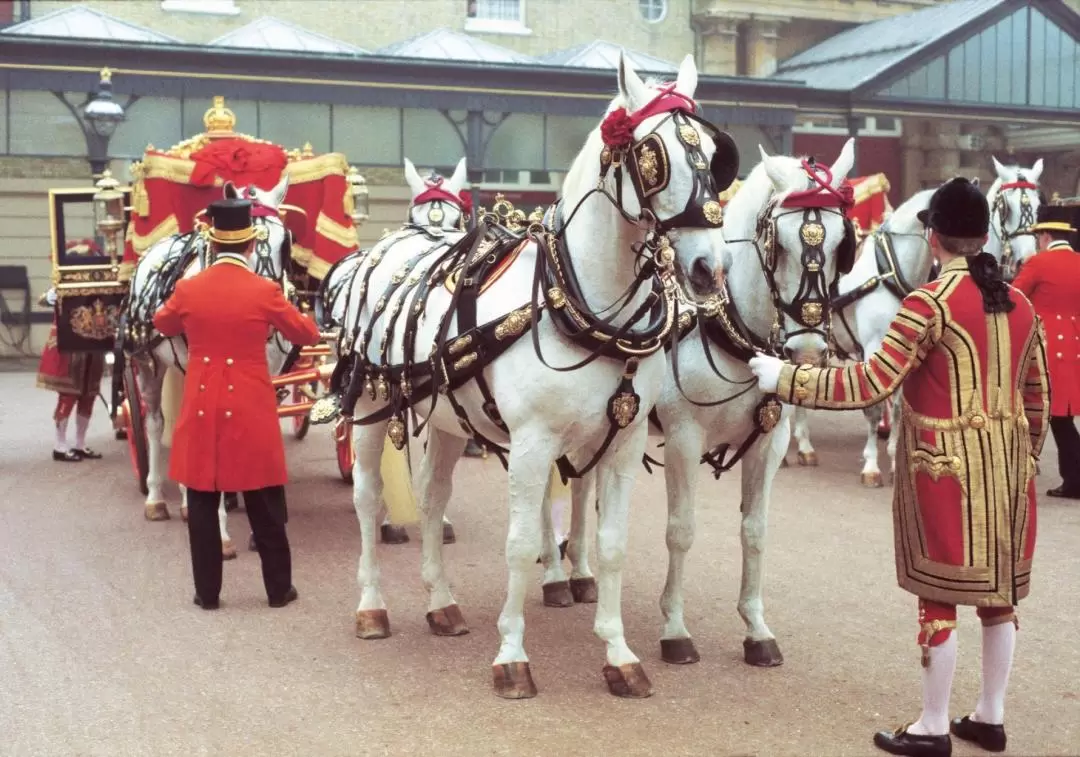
[968,252,1015,314]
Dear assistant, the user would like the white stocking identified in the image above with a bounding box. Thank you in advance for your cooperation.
[908,632,958,736]
[55,416,70,452]
[75,414,91,450]
[973,620,1016,725]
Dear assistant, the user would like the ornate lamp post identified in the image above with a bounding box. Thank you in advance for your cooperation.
[92,169,126,266]
[347,166,370,229]
[81,68,126,177]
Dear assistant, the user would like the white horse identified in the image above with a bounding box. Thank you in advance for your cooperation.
[789,187,937,486]
[317,156,470,545]
[985,156,1044,279]
[339,53,728,698]
[125,177,294,561]
[544,141,858,667]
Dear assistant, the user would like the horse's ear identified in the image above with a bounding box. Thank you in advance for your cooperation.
[830,137,856,185]
[403,157,427,197]
[264,173,289,208]
[674,54,698,99]
[446,157,467,194]
[616,50,648,111]
[1030,157,1044,182]
[991,155,1009,179]
[759,145,786,190]
[223,181,239,200]
[971,176,980,188]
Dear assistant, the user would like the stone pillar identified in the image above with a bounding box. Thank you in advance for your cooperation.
[921,120,962,186]
[900,118,926,198]
[693,16,741,76]
[746,18,787,77]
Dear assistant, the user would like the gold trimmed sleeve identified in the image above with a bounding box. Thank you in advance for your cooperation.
[780,290,941,410]
[1023,315,1050,457]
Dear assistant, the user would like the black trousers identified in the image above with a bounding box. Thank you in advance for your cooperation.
[1050,416,1080,490]
[187,485,292,602]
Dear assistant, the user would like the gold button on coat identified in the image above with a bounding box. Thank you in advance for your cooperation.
[197,410,204,417]
[228,385,234,391]
[199,385,205,391]
[226,358,234,365]
[225,411,232,418]
[203,356,210,363]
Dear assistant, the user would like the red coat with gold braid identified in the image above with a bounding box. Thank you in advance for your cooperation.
[777,257,1049,608]
[1011,240,1080,417]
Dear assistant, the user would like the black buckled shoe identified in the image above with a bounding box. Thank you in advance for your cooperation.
[52,449,81,462]
[873,724,951,757]
[269,586,298,608]
[74,447,102,460]
[1046,485,1080,499]
[193,594,220,610]
[951,716,1006,752]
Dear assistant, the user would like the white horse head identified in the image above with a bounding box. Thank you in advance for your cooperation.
[404,156,469,230]
[221,174,293,283]
[722,138,856,365]
[986,156,1043,273]
[560,52,730,299]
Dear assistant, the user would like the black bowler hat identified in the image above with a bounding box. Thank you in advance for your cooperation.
[916,177,990,237]
[207,199,257,245]
[1029,204,1078,234]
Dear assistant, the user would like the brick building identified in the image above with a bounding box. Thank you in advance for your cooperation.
[0,0,1078,353]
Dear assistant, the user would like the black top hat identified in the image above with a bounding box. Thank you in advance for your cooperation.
[1029,204,1078,234]
[207,199,257,245]
[916,177,990,238]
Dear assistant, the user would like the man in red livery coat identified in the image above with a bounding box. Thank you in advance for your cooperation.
[36,286,106,462]
[154,199,320,610]
[1011,204,1080,499]
[750,178,1049,757]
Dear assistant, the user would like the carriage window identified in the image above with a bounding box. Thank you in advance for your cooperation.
[6,90,84,157]
[638,0,667,23]
[110,97,183,160]
[465,0,529,34]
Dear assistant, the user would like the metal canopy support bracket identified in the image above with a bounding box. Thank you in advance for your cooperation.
[440,109,511,229]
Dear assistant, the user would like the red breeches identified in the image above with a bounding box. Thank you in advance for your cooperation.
[54,393,95,422]
[918,598,1017,647]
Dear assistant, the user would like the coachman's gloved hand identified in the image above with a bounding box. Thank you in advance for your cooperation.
[748,352,784,393]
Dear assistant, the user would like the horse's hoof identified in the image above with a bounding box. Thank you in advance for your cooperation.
[180,505,188,522]
[542,581,574,608]
[860,471,884,488]
[602,663,654,698]
[570,577,598,604]
[660,637,700,665]
[426,604,469,636]
[222,539,237,560]
[779,456,790,468]
[144,502,170,521]
[493,662,537,699]
[380,524,409,544]
[797,451,818,466]
[442,522,456,544]
[248,534,258,552]
[355,609,391,639]
[743,638,784,667]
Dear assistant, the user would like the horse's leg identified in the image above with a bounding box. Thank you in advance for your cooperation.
[737,415,790,667]
[491,436,557,699]
[139,366,169,521]
[218,494,236,560]
[859,403,885,487]
[886,392,902,484]
[416,428,469,636]
[658,421,705,665]
[353,422,392,640]
[792,406,817,466]
[539,469,573,608]
[566,470,597,603]
[594,427,653,697]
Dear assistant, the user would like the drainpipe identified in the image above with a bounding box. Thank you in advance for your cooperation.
[19,0,31,22]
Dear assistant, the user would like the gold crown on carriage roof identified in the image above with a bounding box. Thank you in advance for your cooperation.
[203,96,236,137]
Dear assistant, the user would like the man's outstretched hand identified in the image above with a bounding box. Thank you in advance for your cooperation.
[748,352,784,393]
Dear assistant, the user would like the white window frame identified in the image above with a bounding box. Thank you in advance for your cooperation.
[793,115,903,137]
[638,0,668,24]
[465,0,531,36]
[160,0,240,16]
[476,169,558,191]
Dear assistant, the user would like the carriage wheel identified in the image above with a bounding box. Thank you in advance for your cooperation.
[876,401,891,440]
[291,381,318,440]
[123,363,150,496]
[335,420,354,484]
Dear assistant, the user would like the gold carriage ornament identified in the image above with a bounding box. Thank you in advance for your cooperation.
[347,166,370,229]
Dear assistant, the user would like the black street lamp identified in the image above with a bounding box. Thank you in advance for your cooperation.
[81,68,126,177]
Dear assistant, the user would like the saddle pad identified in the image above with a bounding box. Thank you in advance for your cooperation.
[443,238,528,295]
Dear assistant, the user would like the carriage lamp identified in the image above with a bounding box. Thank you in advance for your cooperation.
[347,166,370,228]
[82,68,126,176]
[93,169,126,263]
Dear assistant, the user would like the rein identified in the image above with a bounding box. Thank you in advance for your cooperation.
[992,178,1039,276]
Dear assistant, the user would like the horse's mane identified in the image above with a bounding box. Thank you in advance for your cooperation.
[883,188,935,234]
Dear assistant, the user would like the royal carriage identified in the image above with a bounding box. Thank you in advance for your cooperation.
[113,96,369,494]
